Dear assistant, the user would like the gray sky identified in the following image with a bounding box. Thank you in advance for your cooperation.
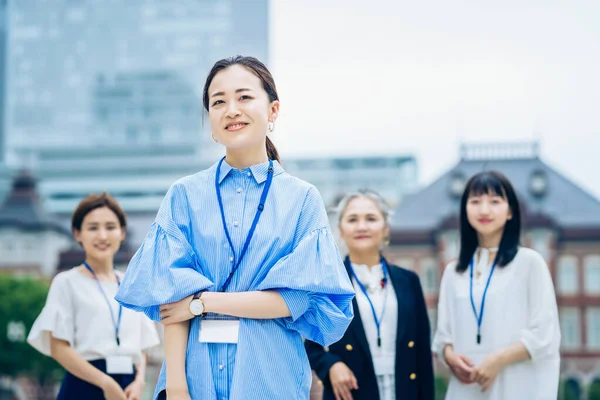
[269,1,600,198]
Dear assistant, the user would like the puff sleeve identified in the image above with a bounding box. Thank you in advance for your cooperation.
[27,273,75,356]
[256,187,355,346]
[115,182,214,321]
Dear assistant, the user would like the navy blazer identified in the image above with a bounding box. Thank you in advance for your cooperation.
[305,257,435,400]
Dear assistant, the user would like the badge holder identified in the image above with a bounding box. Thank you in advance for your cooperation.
[106,356,134,374]
[199,319,240,344]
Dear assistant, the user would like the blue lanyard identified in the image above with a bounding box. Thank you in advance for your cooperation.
[216,157,274,292]
[348,257,390,347]
[82,261,122,346]
[469,255,497,345]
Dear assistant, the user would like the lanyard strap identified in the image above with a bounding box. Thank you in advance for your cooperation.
[348,257,390,347]
[216,157,274,292]
[82,261,122,346]
[469,255,497,344]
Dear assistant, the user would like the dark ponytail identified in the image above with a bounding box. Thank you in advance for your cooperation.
[266,136,280,163]
[203,56,281,163]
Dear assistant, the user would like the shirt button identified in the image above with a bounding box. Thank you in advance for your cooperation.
[247,172,251,176]
[219,364,224,370]
[237,188,242,193]
[229,256,234,262]
[233,220,239,227]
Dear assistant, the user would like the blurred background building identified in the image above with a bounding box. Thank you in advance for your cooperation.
[285,155,418,209]
[0,0,11,201]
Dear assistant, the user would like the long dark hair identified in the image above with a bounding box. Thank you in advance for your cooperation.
[456,171,521,272]
[202,55,280,163]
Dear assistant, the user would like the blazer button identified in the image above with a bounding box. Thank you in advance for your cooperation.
[346,344,353,351]
[324,346,330,352]
[318,380,323,386]
[410,373,417,380]
[408,341,415,348]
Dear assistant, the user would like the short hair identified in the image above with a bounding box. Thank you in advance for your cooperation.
[71,192,127,232]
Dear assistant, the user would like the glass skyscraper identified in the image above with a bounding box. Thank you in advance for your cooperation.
[0,0,10,202]
[4,0,269,219]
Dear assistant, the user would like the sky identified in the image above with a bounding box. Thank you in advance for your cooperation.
[269,1,600,198]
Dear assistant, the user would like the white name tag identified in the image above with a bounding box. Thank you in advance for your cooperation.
[106,356,134,375]
[199,320,240,344]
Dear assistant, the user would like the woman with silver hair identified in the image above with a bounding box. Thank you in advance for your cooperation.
[305,190,434,400]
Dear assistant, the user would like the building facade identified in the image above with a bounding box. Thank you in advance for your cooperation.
[386,142,600,397]
[4,0,269,222]
[0,171,72,277]
[285,155,418,209]
[0,0,10,202]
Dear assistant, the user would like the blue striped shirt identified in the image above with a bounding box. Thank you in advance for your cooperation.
[115,159,355,399]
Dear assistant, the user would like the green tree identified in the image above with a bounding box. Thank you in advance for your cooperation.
[588,379,600,400]
[0,275,64,399]
[435,374,449,400]
[558,378,582,400]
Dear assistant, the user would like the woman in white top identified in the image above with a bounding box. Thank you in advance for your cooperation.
[305,190,434,400]
[432,171,561,399]
[28,193,160,400]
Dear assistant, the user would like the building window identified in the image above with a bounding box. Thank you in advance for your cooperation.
[394,257,414,271]
[584,256,600,294]
[420,258,438,295]
[557,256,579,295]
[586,308,600,350]
[442,231,459,262]
[3,239,15,253]
[530,229,551,261]
[559,308,580,350]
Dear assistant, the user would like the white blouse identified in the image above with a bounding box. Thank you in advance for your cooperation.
[352,263,398,400]
[432,247,561,400]
[28,268,160,365]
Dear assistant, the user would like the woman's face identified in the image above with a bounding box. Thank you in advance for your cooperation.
[73,206,125,261]
[339,196,389,255]
[466,191,512,238]
[207,65,279,152]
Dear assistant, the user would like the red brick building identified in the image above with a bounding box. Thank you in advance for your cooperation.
[386,142,600,396]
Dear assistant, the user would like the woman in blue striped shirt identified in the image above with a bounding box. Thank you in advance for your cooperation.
[115,56,355,400]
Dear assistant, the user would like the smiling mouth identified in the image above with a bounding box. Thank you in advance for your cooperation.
[225,122,249,131]
[95,244,110,250]
[478,219,492,224]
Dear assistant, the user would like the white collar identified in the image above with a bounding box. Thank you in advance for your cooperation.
[352,263,384,293]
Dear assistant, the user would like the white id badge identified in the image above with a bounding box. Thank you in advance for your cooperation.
[199,320,240,344]
[106,356,134,374]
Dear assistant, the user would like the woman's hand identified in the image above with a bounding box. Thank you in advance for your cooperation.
[444,345,475,384]
[124,378,145,400]
[470,352,504,392]
[329,362,358,400]
[101,376,127,400]
[159,295,195,325]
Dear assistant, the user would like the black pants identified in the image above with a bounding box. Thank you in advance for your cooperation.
[56,359,136,400]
